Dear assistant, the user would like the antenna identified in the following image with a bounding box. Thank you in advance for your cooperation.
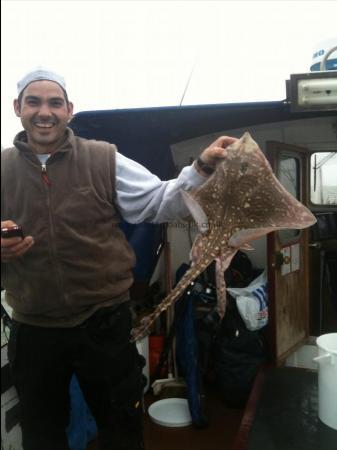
[179,58,198,107]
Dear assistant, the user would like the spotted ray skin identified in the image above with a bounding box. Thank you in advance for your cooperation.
[132,132,316,341]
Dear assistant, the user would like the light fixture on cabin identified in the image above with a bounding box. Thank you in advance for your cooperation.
[287,44,337,113]
[287,71,337,112]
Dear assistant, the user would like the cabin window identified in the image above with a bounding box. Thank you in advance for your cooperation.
[278,155,300,241]
[310,152,337,206]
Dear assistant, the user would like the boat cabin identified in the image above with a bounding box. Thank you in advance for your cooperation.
[69,99,337,449]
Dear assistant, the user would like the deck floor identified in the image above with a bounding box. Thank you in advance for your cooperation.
[87,385,243,450]
[238,367,337,450]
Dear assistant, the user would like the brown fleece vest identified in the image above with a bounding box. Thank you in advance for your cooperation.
[1,129,136,327]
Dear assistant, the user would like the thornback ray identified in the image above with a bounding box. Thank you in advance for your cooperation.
[132,132,316,341]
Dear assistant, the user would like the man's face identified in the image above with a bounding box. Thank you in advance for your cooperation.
[14,80,73,153]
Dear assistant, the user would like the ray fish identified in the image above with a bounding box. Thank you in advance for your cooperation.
[132,132,316,341]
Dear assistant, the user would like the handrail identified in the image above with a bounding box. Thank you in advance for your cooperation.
[320,45,337,71]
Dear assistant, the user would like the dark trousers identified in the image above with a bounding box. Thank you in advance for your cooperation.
[8,303,146,450]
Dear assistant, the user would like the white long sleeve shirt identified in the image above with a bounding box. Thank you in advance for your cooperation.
[116,152,205,224]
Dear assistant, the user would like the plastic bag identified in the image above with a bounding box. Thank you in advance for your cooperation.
[227,270,268,331]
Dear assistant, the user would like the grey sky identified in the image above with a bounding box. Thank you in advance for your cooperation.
[1,0,337,148]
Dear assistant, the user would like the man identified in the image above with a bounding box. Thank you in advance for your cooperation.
[1,67,237,450]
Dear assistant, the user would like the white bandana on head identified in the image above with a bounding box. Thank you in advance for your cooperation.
[17,67,66,96]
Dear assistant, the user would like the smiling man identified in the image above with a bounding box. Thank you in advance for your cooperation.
[14,74,73,153]
[1,67,237,450]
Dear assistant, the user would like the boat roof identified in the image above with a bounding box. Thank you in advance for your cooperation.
[70,100,335,179]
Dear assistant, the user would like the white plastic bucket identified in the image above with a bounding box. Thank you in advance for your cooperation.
[136,335,150,392]
[313,333,337,430]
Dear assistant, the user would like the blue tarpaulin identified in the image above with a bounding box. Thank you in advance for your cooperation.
[67,376,97,450]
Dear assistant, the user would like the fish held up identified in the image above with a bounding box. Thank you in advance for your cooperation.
[131,132,316,341]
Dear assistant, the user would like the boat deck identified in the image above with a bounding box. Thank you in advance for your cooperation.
[231,366,337,450]
[87,385,243,450]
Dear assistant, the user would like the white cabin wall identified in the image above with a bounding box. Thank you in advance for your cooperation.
[168,116,337,276]
[167,225,196,280]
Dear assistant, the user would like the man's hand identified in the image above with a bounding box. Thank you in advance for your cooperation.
[198,136,238,171]
[1,220,34,262]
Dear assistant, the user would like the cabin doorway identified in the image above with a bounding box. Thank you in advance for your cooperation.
[266,141,311,364]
